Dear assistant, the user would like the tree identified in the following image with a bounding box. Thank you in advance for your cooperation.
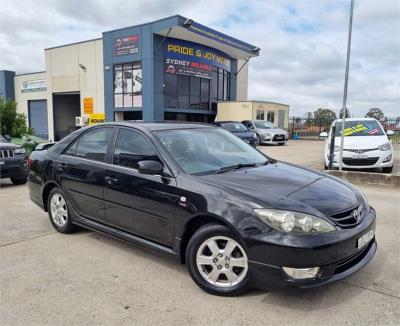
[313,108,337,125]
[365,108,384,120]
[0,99,32,137]
[339,107,351,119]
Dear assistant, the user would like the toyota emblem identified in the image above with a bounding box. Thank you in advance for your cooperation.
[352,210,360,221]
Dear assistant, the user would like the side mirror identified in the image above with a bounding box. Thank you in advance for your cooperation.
[319,132,328,139]
[386,130,394,136]
[138,160,163,175]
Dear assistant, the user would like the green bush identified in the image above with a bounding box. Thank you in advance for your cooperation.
[0,99,33,137]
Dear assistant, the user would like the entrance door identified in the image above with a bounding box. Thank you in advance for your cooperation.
[28,100,48,139]
[53,93,80,141]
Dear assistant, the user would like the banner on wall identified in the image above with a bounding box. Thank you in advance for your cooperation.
[114,62,142,108]
[113,35,139,56]
[21,79,47,93]
[164,38,231,79]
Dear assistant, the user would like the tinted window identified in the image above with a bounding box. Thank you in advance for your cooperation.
[113,129,159,169]
[75,128,113,162]
[64,141,78,156]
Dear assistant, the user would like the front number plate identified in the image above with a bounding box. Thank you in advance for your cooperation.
[357,230,374,249]
[353,154,368,159]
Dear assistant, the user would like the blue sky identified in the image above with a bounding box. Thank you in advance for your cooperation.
[0,0,399,117]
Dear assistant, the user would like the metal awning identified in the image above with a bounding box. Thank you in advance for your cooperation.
[155,21,259,60]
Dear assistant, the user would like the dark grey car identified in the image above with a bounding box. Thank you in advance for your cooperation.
[0,135,28,184]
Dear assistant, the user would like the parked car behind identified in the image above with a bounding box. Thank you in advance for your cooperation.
[29,122,376,296]
[212,121,258,147]
[320,118,394,173]
[242,120,288,145]
[0,134,28,184]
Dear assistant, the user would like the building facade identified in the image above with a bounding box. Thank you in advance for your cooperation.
[4,15,260,141]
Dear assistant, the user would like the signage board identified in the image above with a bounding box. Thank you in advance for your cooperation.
[164,38,231,79]
[83,97,94,114]
[113,35,140,56]
[21,79,47,93]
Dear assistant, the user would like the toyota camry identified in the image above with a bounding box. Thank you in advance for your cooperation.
[28,122,376,296]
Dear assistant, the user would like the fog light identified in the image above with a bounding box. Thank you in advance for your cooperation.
[383,154,392,163]
[282,267,320,279]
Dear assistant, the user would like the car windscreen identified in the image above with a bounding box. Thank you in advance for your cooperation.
[220,122,248,132]
[154,128,267,175]
[334,120,384,137]
[254,121,275,129]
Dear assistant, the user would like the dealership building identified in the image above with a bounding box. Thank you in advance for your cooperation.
[0,15,289,141]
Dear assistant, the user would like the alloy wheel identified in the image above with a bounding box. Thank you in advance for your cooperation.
[196,236,248,288]
[50,193,68,226]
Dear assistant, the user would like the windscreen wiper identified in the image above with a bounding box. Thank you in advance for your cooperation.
[217,163,257,174]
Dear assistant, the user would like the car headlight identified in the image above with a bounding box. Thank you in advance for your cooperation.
[14,148,26,155]
[254,209,336,233]
[378,142,391,151]
[360,191,369,209]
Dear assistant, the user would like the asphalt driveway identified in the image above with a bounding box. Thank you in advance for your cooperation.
[0,179,399,325]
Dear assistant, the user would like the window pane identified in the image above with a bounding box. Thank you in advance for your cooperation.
[76,128,113,162]
[178,95,189,109]
[211,70,218,100]
[165,73,177,95]
[113,129,159,169]
[190,77,200,96]
[267,111,275,123]
[178,75,190,96]
[256,110,265,120]
[190,96,200,109]
[223,71,228,100]
[218,70,223,101]
[201,79,209,98]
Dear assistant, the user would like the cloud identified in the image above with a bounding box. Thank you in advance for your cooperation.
[0,0,398,116]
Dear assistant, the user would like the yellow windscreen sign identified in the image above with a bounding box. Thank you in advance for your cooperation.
[343,123,368,136]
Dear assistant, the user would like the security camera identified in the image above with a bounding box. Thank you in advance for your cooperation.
[184,19,193,27]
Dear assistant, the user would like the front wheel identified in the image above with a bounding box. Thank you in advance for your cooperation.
[186,224,250,296]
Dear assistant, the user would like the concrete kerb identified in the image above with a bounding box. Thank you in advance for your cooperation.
[325,170,400,188]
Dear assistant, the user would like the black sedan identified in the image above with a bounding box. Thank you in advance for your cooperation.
[212,121,258,147]
[28,122,376,296]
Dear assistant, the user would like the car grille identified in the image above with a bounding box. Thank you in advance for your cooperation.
[0,149,14,158]
[272,134,286,141]
[342,157,379,166]
[329,204,363,228]
[344,148,377,154]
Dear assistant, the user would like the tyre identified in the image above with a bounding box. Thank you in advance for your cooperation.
[47,187,76,234]
[382,166,393,173]
[256,134,261,146]
[10,176,27,185]
[186,223,250,296]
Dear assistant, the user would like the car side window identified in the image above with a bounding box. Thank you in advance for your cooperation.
[64,141,78,157]
[113,129,159,169]
[75,128,113,162]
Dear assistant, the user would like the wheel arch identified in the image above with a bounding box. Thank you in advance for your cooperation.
[179,213,241,264]
[42,181,60,212]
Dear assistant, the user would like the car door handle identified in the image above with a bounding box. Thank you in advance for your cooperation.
[56,162,68,172]
[105,176,119,185]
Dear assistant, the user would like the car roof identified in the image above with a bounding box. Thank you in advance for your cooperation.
[217,121,243,124]
[100,121,214,131]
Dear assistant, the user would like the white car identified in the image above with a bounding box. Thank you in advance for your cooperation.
[320,118,394,173]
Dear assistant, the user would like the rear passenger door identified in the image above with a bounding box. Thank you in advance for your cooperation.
[103,127,177,246]
[58,126,114,223]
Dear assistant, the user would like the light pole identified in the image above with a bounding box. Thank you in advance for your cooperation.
[339,0,355,171]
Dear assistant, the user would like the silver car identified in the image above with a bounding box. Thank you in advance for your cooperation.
[242,120,288,145]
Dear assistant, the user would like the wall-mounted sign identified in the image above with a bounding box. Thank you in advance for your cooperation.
[88,113,105,126]
[164,38,231,79]
[21,79,47,93]
[83,97,94,114]
[113,35,139,56]
[114,62,142,108]
[187,21,255,54]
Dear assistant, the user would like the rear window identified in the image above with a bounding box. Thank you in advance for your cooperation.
[334,120,384,137]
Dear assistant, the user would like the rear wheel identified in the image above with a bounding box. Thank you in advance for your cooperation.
[10,176,27,185]
[47,188,76,233]
[186,224,250,296]
[382,166,393,173]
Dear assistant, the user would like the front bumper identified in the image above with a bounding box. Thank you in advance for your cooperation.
[260,134,288,144]
[245,207,377,290]
[0,158,28,179]
[326,150,393,169]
